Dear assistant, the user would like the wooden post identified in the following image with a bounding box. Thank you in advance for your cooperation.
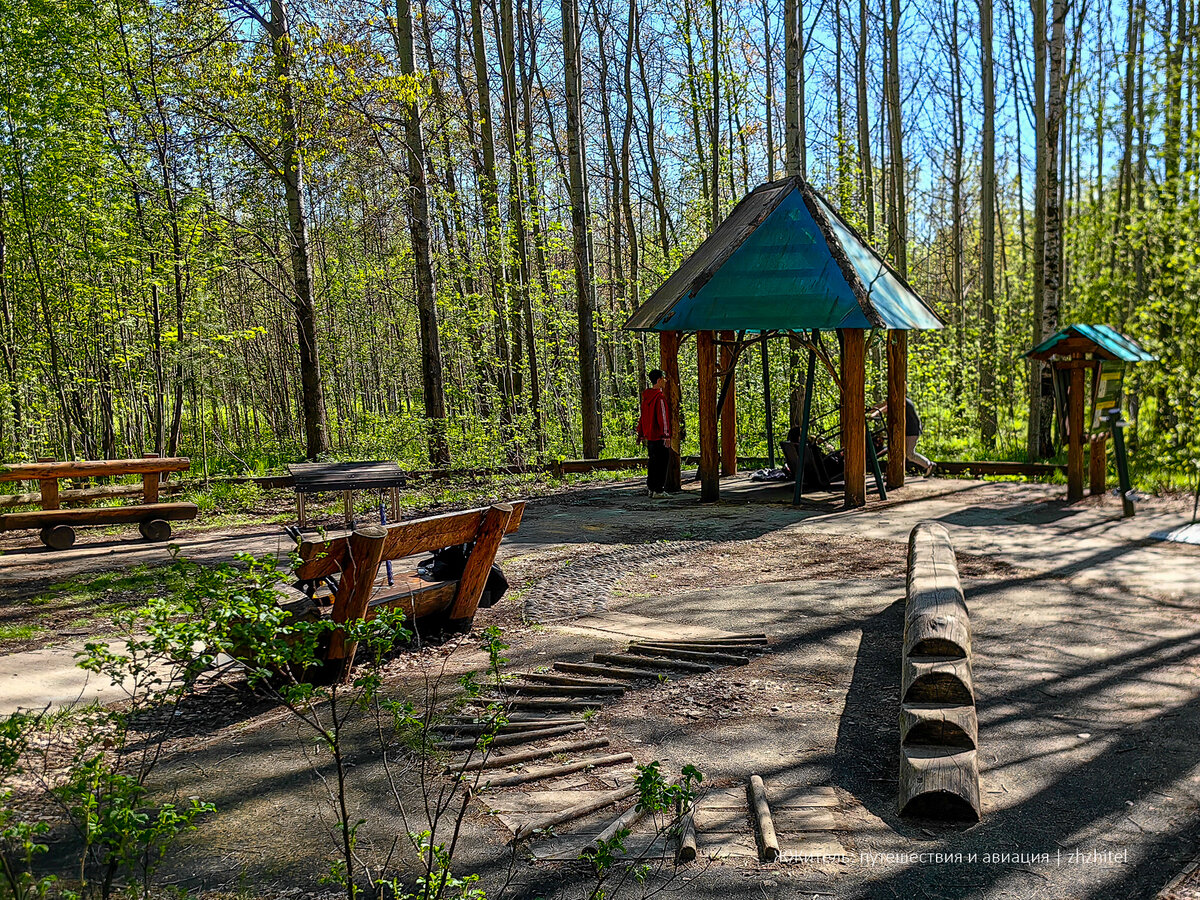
[37,457,59,511]
[1089,433,1107,496]
[659,331,683,492]
[447,503,513,622]
[886,331,907,488]
[719,331,737,475]
[697,331,720,501]
[142,453,160,505]
[842,329,867,508]
[761,337,775,468]
[1067,360,1085,502]
[327,525,389,672]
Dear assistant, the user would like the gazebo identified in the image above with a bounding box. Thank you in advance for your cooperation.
[625,176,943,507]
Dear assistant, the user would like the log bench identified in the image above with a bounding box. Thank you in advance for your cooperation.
[898,521,981,822]
[289,501,525,677]
[0,455,196,550]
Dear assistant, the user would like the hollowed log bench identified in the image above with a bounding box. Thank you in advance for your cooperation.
[287,501,525,675]
[0,455,197,550]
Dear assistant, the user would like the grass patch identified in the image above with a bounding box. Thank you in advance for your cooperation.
[0,623,45,643]
[28,565,167,610]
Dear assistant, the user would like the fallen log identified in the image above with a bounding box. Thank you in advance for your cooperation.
[480,752,634,789]
[748,775,780,863]
[521,672,628,689]
[593,653,712,673]
[514,784,639,841]
[438,723,584,751]
[627,644,750,666]
[453,737,609,773]
[554,661,667,681]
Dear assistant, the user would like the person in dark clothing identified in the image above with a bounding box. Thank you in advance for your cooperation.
[905,396,934,475]
[636,369,671,497]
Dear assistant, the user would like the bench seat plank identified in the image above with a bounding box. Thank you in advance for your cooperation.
[0,502,198,531]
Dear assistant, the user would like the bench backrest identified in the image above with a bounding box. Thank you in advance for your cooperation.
[0,457,191,483]
[295,501,526,581]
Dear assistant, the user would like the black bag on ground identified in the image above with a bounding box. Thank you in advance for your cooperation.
[417,543,510,608]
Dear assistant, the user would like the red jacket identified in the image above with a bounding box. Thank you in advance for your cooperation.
[636,387,670,442]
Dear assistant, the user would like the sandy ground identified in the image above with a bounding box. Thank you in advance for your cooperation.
[5,475,1200,899]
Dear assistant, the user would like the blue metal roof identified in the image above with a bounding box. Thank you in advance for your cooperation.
[624,177,943,332]
[1026,325,1156,362]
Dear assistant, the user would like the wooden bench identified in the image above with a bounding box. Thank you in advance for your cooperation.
[0,455,197,550]
[291,501,525,675]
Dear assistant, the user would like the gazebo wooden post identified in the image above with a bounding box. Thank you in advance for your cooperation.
[698,331,720,501]
[886,330,907,488]
[659,331,683,492]
[720,331,737,475]
[1067,356,1086,501]
[842,329,867,508]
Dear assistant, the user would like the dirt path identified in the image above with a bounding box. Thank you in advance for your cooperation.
[7,476,1200,898]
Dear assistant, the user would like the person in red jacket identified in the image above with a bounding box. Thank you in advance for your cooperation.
[636,369,671,498]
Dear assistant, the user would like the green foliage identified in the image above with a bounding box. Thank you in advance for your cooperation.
[0,713,56,900]
[582,761,704,900]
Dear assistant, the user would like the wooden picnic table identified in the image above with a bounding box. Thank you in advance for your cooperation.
[287,461,407,529]
[0,454,197,550]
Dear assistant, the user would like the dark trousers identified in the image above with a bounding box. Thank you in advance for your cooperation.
[647,439,668,493]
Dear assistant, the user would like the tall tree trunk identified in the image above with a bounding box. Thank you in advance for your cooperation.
[471,0,513,414]
[885,0,905,275]
[634,5,671,257]
[980,0,997,447]
[763,0,775,180]
[1028,0,1049,458]
[562,0,601,456]
[395,0,449,465]
[856,0,874,238]
[1039,0,1067,456]
[784,0,802,178]
[784,0,804,427]
[270,0,328,460]
[711,0,720,229]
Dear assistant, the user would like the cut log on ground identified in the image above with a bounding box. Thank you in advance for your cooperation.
[898,747,981,822]
[899,704,978,750]
[554,662,667,680]
[438,723,584,751]
[582,801,652,857]
[676,799,697,863]
[905,521,971,658]
[626,644,750,666]
[899,520,982,823]
[480,752,635,789]
[521,672,628,689]
[593,653,712,673]
[514,784,639,841]
[495,682,625,697]
[901,656,974,706]
[748,775,780,862]
[453,737,609,772]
